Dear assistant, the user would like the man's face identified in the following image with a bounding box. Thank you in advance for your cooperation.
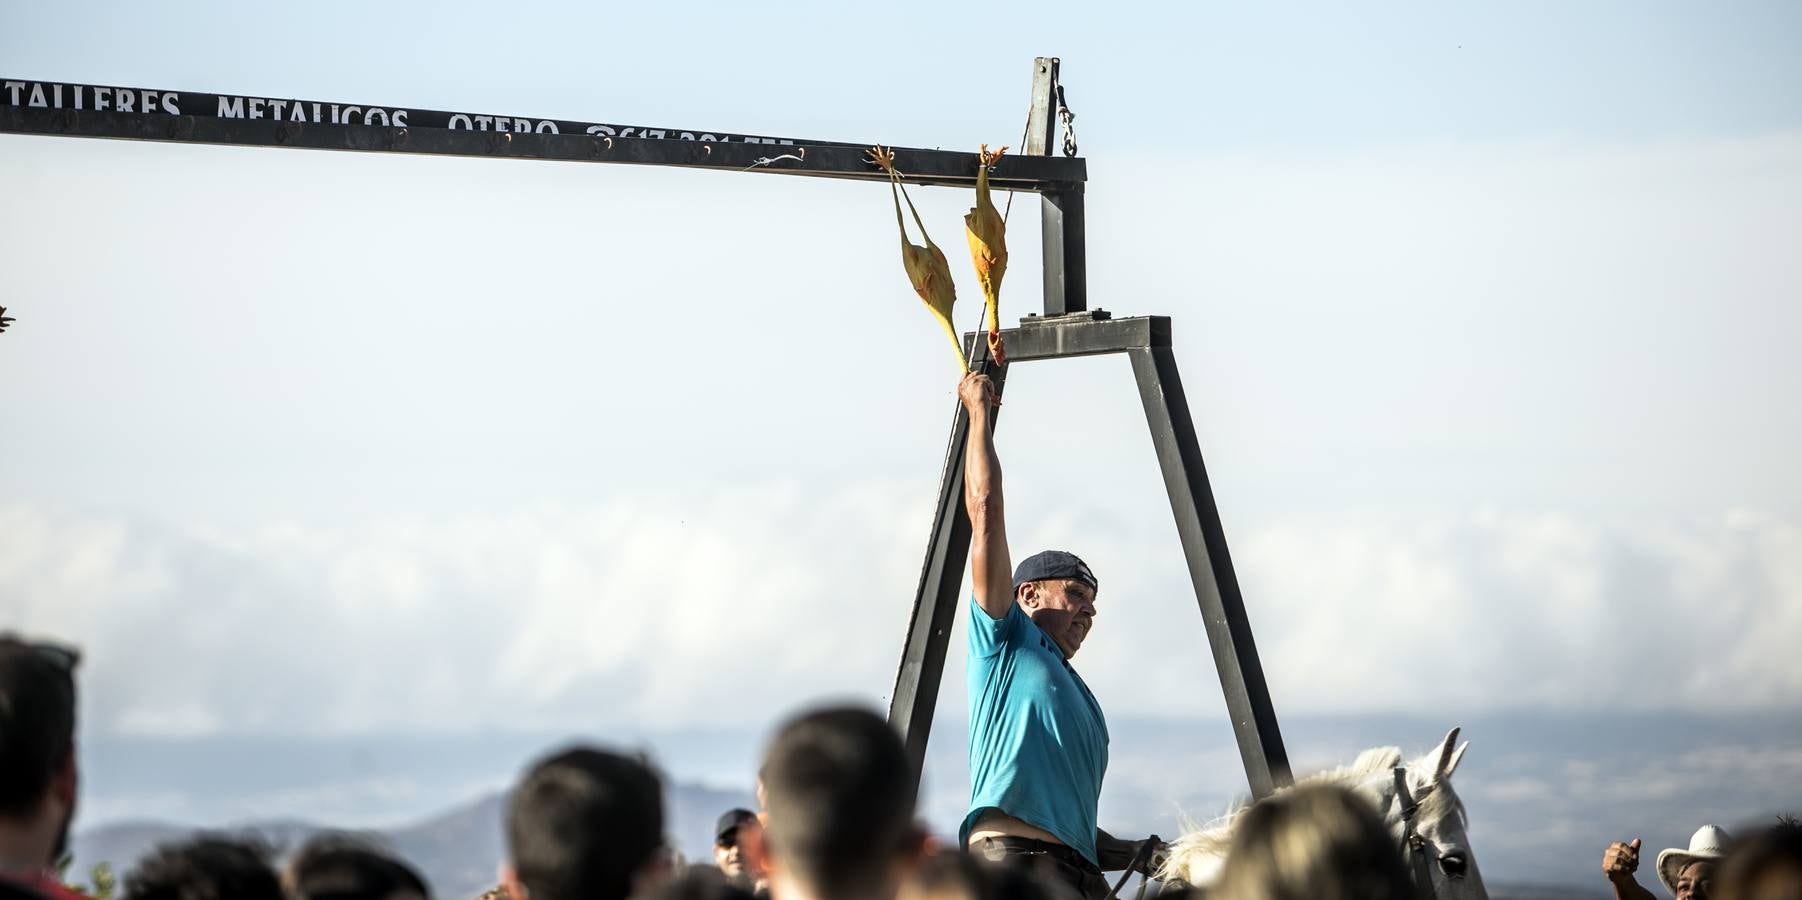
[714,827,744,877]
[1677,860,1716,900]
[1020,579,1097,657]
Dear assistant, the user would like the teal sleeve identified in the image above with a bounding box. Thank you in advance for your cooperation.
[968,595,1024,659]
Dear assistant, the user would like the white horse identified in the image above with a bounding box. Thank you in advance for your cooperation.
[1155,728,1486,900]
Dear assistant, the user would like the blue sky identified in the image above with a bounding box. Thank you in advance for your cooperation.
[7,0,1801,149]
[3,0,1801,862]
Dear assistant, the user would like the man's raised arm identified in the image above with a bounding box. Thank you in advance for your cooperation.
[960,372,1015,621]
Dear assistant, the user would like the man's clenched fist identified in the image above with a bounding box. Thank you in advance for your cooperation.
[959,372,1000,415]
[1603,838,1642,883]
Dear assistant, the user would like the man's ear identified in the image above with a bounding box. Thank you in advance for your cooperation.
[901,823,930,867]
[632,849,675,897]
[1017,582,1039,609]
[52,746,77,809]
[499,862,526,899]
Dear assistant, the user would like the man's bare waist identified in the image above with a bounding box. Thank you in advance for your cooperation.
[966,809,1065,847]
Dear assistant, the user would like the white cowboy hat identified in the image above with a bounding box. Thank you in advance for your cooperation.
[1657,825,1731,896]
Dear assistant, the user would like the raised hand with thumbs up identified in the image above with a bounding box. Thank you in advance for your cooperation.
[1603,838,1656,900]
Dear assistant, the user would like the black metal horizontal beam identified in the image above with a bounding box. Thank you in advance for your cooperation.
[969,312,1170,362]
[0,83,1085,190]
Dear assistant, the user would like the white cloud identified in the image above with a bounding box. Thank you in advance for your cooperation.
[0,487,929,736]
[4,498,1799,739]
[1228,509,1802,714]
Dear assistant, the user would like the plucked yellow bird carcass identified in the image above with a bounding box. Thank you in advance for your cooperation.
[964,144,1008,366]
[869,146,967,373]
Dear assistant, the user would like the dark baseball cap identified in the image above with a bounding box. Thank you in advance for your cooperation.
[715,808,758,842]
[1011,550,1098,594]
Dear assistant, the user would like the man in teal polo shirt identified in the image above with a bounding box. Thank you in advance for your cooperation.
[956,372,1164,899]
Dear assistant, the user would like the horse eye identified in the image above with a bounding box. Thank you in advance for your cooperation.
[1439,854,1468,878]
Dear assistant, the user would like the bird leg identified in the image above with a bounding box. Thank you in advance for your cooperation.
[870,146,938,250]
[870,147,911,250]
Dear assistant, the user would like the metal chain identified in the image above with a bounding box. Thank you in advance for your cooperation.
[1056,84,1078,158]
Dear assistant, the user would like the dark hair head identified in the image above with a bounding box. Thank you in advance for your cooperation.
[0,636,79,818]
[120,835,284,900]
[1717,816,1802,900]
[760,706,918,897]
[1213,783,1420,900]
[287,834,430,900]
[506,746,665,900]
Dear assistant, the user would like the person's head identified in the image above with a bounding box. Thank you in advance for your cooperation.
[1010,551,1098,658]
[0,635,80,875]
[713,809,759,880]
[1717,818,1801,900]
[1211,783,1420,900]
[760,706,923,900]
[286,834,430,900]
[120,835,284,900]
[1678,862,1721,900]
[1662,826,1733,900]
[503,746,668,900]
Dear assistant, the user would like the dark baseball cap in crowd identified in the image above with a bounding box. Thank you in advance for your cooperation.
[1011,550,1098,593]
[715,808,758,842]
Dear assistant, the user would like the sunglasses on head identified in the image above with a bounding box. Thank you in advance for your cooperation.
[31,641,81,673]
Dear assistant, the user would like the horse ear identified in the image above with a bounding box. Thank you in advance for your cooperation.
[1441,740,1470,781]
[1431,727,1462,783]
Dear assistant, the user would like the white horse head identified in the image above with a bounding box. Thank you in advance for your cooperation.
[1158,727,1487,900]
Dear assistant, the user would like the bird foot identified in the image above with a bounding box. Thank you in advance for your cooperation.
[867,146,898,174]
[987,329,1007,367]
[979,145,1009,169]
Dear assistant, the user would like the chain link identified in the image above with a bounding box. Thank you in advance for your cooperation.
[1056,84,1078,158]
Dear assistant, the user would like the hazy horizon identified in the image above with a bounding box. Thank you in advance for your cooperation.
[68,710,1802,892]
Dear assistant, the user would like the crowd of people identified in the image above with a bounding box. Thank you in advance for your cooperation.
[2,634,1799,900]
[3,372,1799,900]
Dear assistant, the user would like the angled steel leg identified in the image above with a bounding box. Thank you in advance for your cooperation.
[1129,345,1293,798]
[889,352,1007,778]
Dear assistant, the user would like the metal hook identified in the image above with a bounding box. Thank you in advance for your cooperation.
[745,151,807,171]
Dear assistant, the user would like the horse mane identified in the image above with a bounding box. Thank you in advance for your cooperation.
[1157,743,1465,887]
[1297,745,1404,787]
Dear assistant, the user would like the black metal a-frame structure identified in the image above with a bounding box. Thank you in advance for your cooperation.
[1,58,1293,799]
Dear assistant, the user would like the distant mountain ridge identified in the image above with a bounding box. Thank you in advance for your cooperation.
[74,780,751,899]
[76,792,1610,900]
